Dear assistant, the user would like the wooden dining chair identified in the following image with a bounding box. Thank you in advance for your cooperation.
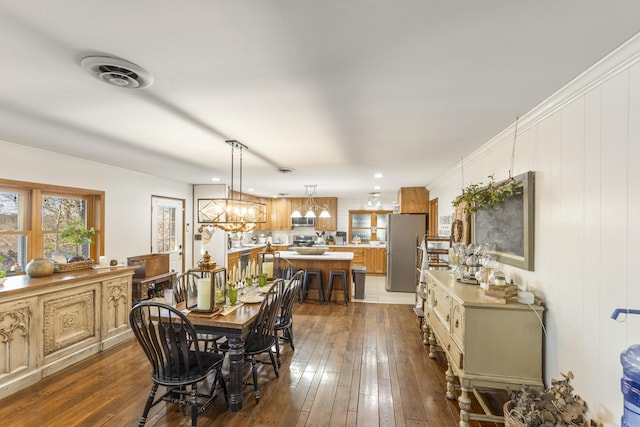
[172,271,223,352]
[129,301,228,427]
[274,269,304,367]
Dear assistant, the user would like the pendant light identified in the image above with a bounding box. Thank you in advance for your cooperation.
[197,140,266,232]
[290,185,330,219]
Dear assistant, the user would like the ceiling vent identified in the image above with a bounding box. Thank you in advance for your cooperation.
[80,55,153,89]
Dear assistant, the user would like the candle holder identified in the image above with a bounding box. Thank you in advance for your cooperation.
[186,267,225,315]
[258,242,280,280]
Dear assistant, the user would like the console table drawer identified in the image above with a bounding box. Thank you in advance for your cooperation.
[427,308,463,369]
[432,285,452,332]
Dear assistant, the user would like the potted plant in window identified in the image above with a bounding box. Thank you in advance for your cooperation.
[56,220,96,271]
[60,220,95,261]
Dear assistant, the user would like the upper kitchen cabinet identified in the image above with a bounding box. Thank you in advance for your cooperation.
[398,187,429,214]
[270,198,292,230]
[349,210,392,242]
[314,197,337,231]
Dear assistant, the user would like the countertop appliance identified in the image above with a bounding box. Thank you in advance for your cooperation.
[335,231,347,245]
[288,235,315,250]
[386,214,427,292]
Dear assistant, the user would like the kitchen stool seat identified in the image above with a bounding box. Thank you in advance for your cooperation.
[302,269,324,304]
[326,270,349,306]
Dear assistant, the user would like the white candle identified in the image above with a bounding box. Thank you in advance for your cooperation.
[197,278,211,310]
[263,261,273,278]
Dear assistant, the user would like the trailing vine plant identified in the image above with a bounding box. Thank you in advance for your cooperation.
[452,174,521,214]
[453,116,523,214]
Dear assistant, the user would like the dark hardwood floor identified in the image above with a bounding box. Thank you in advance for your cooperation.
[0,301,506,426]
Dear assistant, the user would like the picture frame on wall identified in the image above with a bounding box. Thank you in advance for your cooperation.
[472,171,535,271]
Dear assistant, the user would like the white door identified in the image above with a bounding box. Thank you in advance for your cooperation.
[151,196,184,273]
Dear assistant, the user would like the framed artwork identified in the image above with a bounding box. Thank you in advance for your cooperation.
[472,171,535,271]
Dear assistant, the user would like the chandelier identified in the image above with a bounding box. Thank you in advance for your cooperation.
[367,192,381,208]
[291,185,330,219]
[198,140,266,232]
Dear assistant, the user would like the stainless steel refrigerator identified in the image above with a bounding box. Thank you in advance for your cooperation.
[386,214,427,292]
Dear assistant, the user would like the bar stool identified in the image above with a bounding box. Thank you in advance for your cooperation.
[302,269,324,304]
[326,270,349,306]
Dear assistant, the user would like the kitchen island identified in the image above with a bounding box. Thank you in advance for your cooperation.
[279,251,354,303]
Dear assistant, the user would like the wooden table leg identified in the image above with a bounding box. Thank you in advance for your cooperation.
[227,337,245,412]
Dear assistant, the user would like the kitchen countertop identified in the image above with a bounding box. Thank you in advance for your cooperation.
[279,251,354,261]
[229,243,386,254]
[331,243,386,249]
[228,244,267,254]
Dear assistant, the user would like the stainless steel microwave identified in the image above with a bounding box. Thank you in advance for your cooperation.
[291,216,315,227]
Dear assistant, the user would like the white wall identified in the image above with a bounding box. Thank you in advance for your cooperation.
[1,141,194,269]
[193,184,227,267]
[428,33,640,425]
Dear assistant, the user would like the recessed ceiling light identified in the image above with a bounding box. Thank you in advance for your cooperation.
[374,173,383,179]
[373,186,381,190]
[247,188,255,192]
[211,177,220,182]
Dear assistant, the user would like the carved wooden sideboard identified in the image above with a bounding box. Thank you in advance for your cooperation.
[423,270,544,426]
[0,267,135,399]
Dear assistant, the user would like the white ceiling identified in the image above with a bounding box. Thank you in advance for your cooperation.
[1,1,639,201]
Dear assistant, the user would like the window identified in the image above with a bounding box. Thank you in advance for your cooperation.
[0,179,104,274]
[42,194,92,259]
[0,189,28,273]
[349,210,392,243]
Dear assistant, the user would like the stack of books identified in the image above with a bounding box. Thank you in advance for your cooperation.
[483,284,518,304]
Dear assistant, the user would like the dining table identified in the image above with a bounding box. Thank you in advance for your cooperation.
[177,283,272,412]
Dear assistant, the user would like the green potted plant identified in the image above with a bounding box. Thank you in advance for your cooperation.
[452,174,521,214]
[60,220,95,261]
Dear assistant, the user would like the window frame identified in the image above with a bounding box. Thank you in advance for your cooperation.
[0,178,104,270]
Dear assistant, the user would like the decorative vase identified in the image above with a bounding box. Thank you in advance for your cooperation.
[26,258,55,278]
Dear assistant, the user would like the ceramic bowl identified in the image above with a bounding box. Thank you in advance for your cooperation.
[294,246,328,255]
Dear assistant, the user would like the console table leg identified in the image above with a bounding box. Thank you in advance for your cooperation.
[428,330,438,359]
[422,321,430,345]
[445,359,456,400]
[457,386,471,427]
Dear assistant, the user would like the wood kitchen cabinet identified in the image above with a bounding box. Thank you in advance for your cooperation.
[365,247,386,274]
[227,251,240,270]
[330,246,364,266]
[314,197,337,231]
[270,198,292,230]
[423,270,544,426]
[398,187,429,213]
